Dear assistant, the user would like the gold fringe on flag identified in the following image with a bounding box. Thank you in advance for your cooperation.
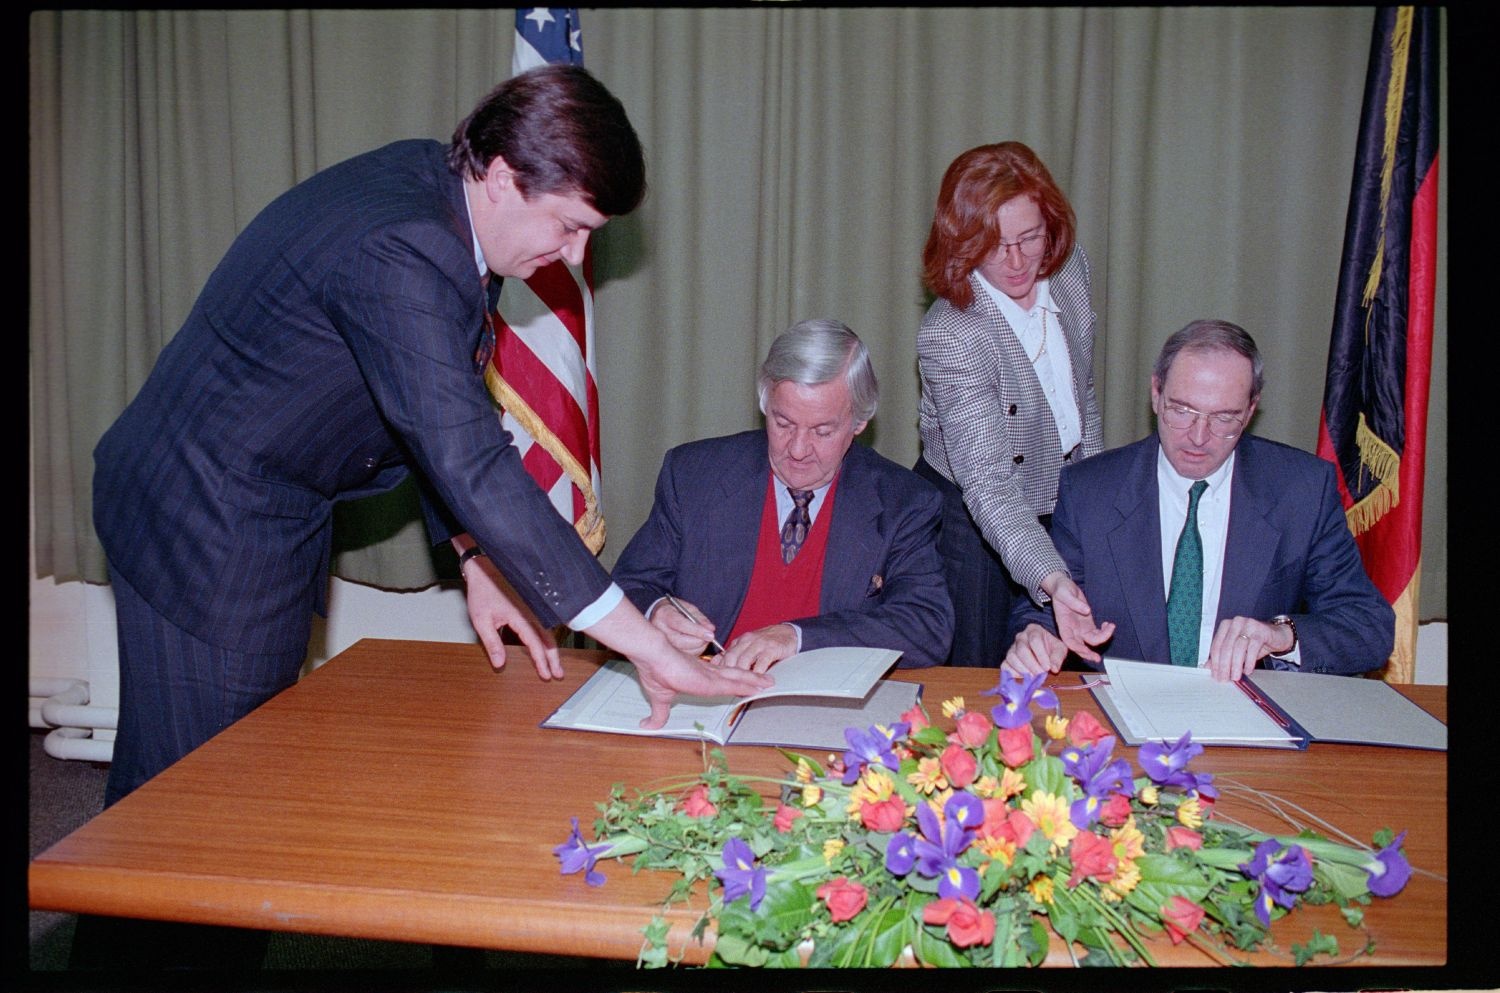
[484,364,607,555]
[1344,411,1401,536]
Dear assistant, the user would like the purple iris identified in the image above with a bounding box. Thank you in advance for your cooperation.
[983,670,1059,729]
[714,837,768,910]
[885,832,917,876]
[1138,731,1218,798]
[1239,839,1313,926]
[1059,737,1135,828]
[1365,831,1411,897]
[841,722,909,785]
[553,816,612,887]
[910,792,983,900]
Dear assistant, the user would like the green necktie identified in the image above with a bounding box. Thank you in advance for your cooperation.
[1166,480,1208,667]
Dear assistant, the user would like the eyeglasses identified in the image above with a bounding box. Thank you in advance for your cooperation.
[996,230,1047,259]
[1159,401,1246,439]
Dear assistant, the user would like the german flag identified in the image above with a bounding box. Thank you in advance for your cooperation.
[1316,7,1439,684]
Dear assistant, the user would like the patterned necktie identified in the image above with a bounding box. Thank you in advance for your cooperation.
[780,489,815,564]
[474,273,498,372]
[1166,480,1208,667]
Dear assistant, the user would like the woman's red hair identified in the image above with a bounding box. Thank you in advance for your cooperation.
[921,142,1076,310]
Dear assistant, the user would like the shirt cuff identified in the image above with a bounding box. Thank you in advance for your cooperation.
[567,583,624,631]
[787,622,803,654]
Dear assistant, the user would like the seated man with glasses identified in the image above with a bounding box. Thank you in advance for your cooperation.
[1003,319,1394,681]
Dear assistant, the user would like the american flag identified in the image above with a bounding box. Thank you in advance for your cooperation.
[485,7,606,553]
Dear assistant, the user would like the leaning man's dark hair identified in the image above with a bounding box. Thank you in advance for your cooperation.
[448,64,646,217]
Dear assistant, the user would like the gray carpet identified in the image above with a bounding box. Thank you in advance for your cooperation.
[26,730,625,979]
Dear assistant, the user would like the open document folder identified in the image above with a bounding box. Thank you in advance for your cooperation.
[1088,658,1446,751]
[541,646,917,750]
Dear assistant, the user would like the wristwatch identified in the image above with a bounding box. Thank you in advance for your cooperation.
[1269,614,1297,654]
[457,545,487,579]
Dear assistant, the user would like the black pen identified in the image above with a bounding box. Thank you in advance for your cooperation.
[663,594,727,655]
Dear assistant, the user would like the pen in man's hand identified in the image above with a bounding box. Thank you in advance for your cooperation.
[663,593,727,656]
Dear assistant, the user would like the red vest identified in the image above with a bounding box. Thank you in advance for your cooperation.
[729,473,839,643]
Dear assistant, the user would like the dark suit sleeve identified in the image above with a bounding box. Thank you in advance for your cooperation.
[1280,461,1395,675]
[325,221,611,627]
[611,448,689,616]
[794,477,954,669]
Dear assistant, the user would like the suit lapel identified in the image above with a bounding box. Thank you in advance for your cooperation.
[702,434,771,631]
[1217,439,1280,622]
[1105,439,1171,662]
[820,446,882,610]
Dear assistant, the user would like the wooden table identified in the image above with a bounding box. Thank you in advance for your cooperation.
[30,638,1446,967]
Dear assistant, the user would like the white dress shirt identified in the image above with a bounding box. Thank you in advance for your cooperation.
[1157,450,1235,667]
[978,274,1083,454]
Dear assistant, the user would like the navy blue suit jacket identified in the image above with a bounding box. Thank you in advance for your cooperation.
[611,431,954,668]
[93,140,611,654]
[1020,434,1394,674]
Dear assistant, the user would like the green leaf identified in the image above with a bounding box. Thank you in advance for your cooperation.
[1021,752,1070,797]
[814,905,908,968]
[1316,858,1372,902]
[910,724,950,748]
[912,921,968,967]
[1340,904,1365,928]
[1124,853,1213,916]
[1292,929,1339,965]
[709,931,771,967]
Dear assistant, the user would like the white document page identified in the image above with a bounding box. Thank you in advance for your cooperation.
[1100,658,1300,745]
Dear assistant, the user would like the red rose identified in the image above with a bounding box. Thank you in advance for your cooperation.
[816,877,868,923]
[997,725,1034,767]
[1161,895,1205,944]
[923,897,996,948]
[860,795,907,832]
[939,743,978,789]
[1066,711,1111,747]
[1164,826,1203,851]
[899,704,930,731]
[1066,830,1117,888]
[772,802,803,834]
[1099,793,1133,828]
[678,784,717,818]
[951,711,991,748]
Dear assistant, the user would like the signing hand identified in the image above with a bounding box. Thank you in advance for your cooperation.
[648,597,717,655]
[718,624,798,673]
[1041,571,1115,663]
[1206,616,1292,682]
[460,551,562,680]
[1003,623,1068,676]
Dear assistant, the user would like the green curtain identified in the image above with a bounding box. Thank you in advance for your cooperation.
[29,8,1448,617]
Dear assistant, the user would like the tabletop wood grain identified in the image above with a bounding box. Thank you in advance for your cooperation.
[29,638,1446,967]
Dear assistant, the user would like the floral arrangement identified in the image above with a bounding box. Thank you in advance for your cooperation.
[555,671,1413,968]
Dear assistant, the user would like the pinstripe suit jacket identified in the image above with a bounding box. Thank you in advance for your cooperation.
[611,431,953,668]
[915,247,1102,600]
[93,140,611,654]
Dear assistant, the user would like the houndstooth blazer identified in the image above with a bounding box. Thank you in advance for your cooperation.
[916,246,1102,601]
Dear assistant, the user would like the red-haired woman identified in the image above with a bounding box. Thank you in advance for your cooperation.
[913,142,1110,668]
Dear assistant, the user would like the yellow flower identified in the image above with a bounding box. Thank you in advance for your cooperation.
[997,767,1027,801]
[1020,791,1078,850]
[941,696,966,718]
[1044,714,1069,740]
[1138,785,1159,806]
[1029,876,1055,905]
[1107,859,1141,898]
[972,774,1001,799]
[1100,887,1122,903]
[846,766,897,817]
[975,834,1017,869]
[1110,816,1146,862]
[1177,796,1203,829]
[822,838,845,863]
[800,784,823,807]
[907,756,949,795]
[794,758,815,784]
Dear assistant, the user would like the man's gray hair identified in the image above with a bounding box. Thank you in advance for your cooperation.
[756,319,879,422]
[1152,318,1265,401]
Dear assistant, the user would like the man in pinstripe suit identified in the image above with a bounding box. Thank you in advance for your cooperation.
[90,65,770,817]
